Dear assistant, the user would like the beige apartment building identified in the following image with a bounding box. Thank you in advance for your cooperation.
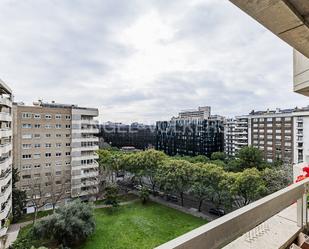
[13,101,99,210]
[0,80,12,246]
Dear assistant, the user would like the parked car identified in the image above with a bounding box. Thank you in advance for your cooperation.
[134,184,142,191]
[209,208,225,216]
[166,194,178,203]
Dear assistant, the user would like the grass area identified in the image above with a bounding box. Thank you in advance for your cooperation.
[94,193,138,205]
[15,201,206,249]
[78,201,206,249]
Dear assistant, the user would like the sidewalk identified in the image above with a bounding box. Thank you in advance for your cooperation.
[149,195,216,221]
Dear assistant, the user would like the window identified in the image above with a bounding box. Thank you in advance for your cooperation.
[45,114,52,119]
[56,143,61,148]
[56,180,62,185]
[65,115,71,120]
[55,114,62,119]
[22,113,32,119]
[34,144,41,148]
[33,153,41,159]
[34,134,41,139]
[22,154,32,159]
[22,164,32,170]
[34,164,41,168]
[22,175,31,179]
[22,144,31,149]
[22,134,32,139]
[45,163,51,167]
[45,172,52,177]
[65,125,71,129]
[56,152,62,157]
[45,124,52,129]
[65,162,71,166]
[56,134,61,138]
[33,114,41,119]
[22,124,32,128]
[45,143,52,148]
[55,161,62,166]
[34,124,41,128]
[34,173,40,178]
[65,152,71,156]
[45,153,51,158]
[66,134,71,138]
[66,143,71,147]
[55,124,61,129]
[55,171,61,176]
[46,134,51,138]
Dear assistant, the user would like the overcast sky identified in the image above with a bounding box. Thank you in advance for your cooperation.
[0,0,308,124]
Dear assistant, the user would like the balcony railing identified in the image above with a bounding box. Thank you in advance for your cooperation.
[155,178,309,249]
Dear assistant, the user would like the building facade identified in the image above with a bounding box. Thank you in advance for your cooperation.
[99,122,156,150]
[224,118,236,157]
[156,107,224,157]
[226,107,309,164]
[12,101,99,209]
[0,80,12,243]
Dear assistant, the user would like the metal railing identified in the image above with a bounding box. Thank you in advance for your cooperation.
[155,178,309,249]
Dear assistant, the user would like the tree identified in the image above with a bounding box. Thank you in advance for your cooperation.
[47,176,70,213]
[261,166,292,195]
[157,159,194,206]
[225,168,266,208]
[27,179,50,224]
[139,187,150,204]
[236,146,265,170]
[32,200,95,247]
[138,149,166,193]
[189,165,210,212]
[211,152,226,161]
[12,168,27,223]
[104,183,119,207]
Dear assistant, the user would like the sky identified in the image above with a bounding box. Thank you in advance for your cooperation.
[0,0,308,124]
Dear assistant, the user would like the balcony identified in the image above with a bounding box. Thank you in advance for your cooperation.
[0,97,11,108]
[0,129,11,138]
[81,145,99,152]
[0,143,11,155]
[0,113,11,122]
[156,177,309,249]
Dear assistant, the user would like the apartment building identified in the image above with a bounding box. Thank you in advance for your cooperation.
[224,118,236,156]
[156,107,224,157]
[225,107,309,164]
[0,80,12,245]
[12,101,99,209]
[178,106,211,120]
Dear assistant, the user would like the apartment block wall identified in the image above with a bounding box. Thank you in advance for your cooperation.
[13,104,72,205]
[71,107,99,198]
[0,80,12,241]
[250,114,294,163]
[13,103,100,207]
[294,50,309,96]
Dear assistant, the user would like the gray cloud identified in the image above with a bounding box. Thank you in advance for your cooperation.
[0,0,307,124]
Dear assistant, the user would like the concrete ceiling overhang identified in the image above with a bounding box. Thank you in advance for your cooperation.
[229,0,309,59]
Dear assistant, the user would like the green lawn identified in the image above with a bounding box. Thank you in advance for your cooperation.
[78,202,206,249]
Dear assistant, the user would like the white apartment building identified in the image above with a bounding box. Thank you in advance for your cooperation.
[0,80,12,246]
[178,106,211,120]
[224,118,236,156]
[13,101,99,209]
